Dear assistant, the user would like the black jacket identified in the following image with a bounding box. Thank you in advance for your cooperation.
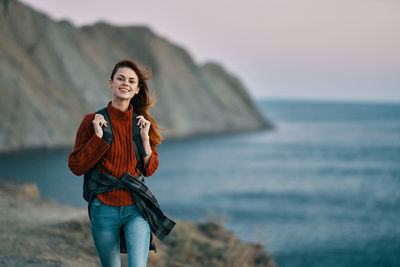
[84,167,176,253]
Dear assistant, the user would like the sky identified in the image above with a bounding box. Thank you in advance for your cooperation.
[19,0,400,102]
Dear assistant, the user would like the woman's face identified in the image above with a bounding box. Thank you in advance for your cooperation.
[109,67,140,101]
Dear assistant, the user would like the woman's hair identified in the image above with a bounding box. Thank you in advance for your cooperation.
[110,59,163,147]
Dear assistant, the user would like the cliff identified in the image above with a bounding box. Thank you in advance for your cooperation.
[0,176,277,267]
[0,0,273,152]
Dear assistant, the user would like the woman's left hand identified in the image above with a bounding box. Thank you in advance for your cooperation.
[136,115,151,139]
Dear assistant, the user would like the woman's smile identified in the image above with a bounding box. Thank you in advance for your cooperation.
[119,87,130,93]
[109,67,139,100]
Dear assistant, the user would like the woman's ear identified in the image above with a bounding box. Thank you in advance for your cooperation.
[108,79,112,88]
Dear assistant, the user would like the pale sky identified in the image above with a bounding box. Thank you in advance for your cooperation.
[19,0,400,102]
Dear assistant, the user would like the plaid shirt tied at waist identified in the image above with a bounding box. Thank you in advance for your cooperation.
[84,167,176,253]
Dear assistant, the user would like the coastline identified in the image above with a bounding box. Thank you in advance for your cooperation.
[0,176,277,267]
[0,124,274,155]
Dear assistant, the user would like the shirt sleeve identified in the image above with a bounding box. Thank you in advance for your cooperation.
[68,113,110,176]
[142,145,159,177]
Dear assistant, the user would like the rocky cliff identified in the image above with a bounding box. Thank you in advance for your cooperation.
[0,176,277,267]
[0,0,273,152]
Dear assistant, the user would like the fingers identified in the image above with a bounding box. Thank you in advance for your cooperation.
[93,114,149,129]
[93,114,108,127]
[136,115,150,129]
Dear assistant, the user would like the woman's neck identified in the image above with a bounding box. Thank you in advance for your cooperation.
[111,98,130,112]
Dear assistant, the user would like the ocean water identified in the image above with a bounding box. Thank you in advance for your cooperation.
[1,98,399,267]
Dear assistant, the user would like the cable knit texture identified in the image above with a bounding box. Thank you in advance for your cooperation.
[68,101,159,206]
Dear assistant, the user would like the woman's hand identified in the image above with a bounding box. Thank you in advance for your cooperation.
[136,115,153,162]
[92,114,108,138]
[136,115,151,139]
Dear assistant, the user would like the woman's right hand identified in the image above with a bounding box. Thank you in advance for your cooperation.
[92,114,108,138]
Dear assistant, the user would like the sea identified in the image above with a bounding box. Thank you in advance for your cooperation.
[1,98,399,267]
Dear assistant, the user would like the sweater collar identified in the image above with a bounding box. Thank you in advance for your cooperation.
[106,101,133,121]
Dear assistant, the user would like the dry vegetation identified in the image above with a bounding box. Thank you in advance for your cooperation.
[0,177,276,267]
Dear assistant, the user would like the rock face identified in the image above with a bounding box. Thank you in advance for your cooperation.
[0,0,273,152]
[0,176,277,267]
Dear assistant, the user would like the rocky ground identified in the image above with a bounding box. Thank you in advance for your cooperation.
[0,176,277,267]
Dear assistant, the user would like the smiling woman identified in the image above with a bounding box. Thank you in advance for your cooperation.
[112,70,139,96]
[68,59,175,267]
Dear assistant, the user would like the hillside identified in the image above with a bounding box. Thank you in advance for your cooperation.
[0,176,277,267]
[0,0,273,152]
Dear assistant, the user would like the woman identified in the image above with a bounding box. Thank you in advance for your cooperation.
[68,59,163,267]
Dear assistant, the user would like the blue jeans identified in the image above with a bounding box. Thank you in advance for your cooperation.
[90,197,151,267]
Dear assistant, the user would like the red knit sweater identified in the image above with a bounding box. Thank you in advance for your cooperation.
[68,101,159,206]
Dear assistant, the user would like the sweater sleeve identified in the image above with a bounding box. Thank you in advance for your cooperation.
[68,113,110,176]
[142,145,159,177]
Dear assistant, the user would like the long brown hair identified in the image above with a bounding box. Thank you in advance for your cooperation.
[110,59,163,147]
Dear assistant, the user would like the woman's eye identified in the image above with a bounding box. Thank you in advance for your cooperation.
[118,78,123,81]
[130,81,135,84]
